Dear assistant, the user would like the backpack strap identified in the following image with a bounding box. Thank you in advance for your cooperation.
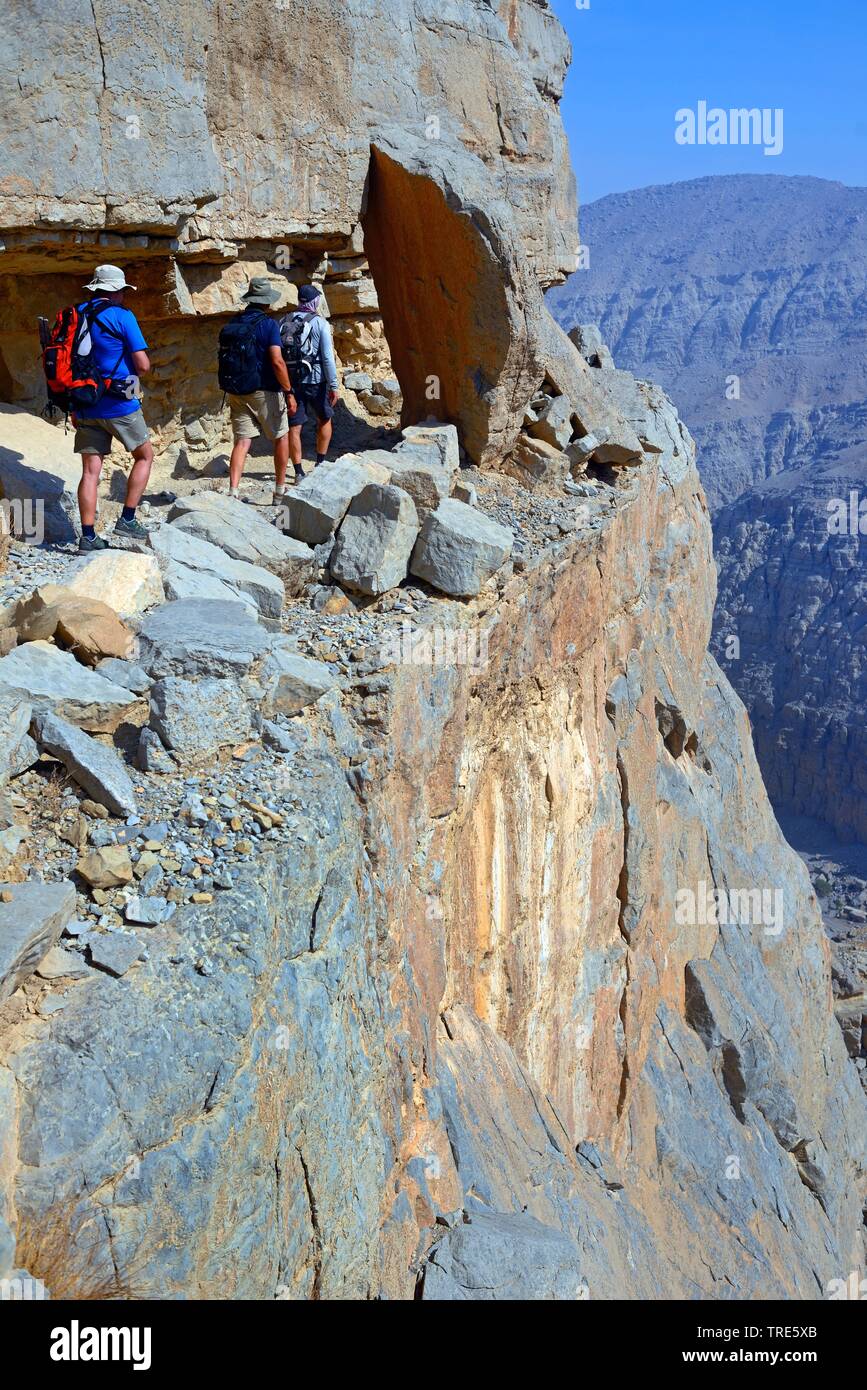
[84,301,132,396]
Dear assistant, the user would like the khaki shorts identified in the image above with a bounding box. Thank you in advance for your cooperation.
[74,409,149,456]
[228,390,289,442]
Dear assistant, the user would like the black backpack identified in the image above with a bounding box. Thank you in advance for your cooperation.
[279,312,318,387]
[218,310,266,395]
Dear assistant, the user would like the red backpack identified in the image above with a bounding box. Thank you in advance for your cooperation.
[38,301,125,415]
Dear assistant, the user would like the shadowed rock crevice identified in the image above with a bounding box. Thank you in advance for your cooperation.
[363,143,536,466]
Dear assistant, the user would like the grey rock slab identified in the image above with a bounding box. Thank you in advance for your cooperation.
[36,944,91,979]
[409,499,513,597]
[0,880,77,1001]
[161,558,255,614]
[149,524,284,619]
[149,676,253,757]
[260,650,336,716]
[422,1208,585,1301]
[379,454,450,518]
[167,491,313,582]
[87,931,145,977]
[0,425,81,543]
[0,689,32,789]
[526,393,573,450]
[137,600,269,679]
[280,459,387,546]
[398,422,460,475]
[124,896,177,926]
[343,371,373,393]
[95,659,152,695]
[32,710,137,817]
[330,483,419,596]
[136,727,176,774]
[0,643,138,733]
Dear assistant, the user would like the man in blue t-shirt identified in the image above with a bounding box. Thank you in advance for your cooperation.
[72,265,153,551]
[225,277,297,505]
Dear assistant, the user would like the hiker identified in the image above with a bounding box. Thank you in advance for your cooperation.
[218,276,298,505]
[70,265,153,552]
[279,284,340,483]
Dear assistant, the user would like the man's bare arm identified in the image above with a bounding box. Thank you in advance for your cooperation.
[268,345,295,396]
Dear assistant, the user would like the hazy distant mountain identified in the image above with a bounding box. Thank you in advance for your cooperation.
[549,174,867,510]
[549,174,867,843]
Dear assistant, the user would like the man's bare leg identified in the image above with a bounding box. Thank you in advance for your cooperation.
[273,433,289,490]
[288,425,304,478]
[125,441,154,510]
[229,436,252,490]
[315,417,333,462]
[78,452,104,528]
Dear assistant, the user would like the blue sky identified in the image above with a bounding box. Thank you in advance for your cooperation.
[549,0,867,203]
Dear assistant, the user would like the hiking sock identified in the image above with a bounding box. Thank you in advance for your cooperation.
[121,506,136,524]
[82,524,96,540]
[316,452,327,466]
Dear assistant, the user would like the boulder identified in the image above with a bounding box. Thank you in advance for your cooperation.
[137,599,270,679]
[87,931,144,978]
[410,499,513,597]
[94,658,151,695]
[280,458,392,546]
[526,394,573,450]
[161,561,255,613]
[537,315,642,465]
[64,550,165,618]
[0,642,139,733]
[77,844,134,890]
[343,371,373,394]
[0,690,33,788]
[566,434,601,472]
[398,422,460,475]
[149,676,253,758]
[331,484,419,596]
[0,880,77,1001]
[380,454,451,518]
[148,524,285,618]
[568,323,610,366]
[504,435,570,488]
[167,491,314,585]
[359,390,392,416]
[259,649,336,716]
[13,586,134,666]
[452,480,478,506]
[32,710,137,817]
[137,727,176,774]
[0,405,82,543]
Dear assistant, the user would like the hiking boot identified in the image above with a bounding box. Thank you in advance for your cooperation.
[113,516,150,541]
[272,487,288,506]
[78,533,109,553]
[228,486,240,500]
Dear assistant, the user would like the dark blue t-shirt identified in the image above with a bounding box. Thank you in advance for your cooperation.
[74,300,149,418]
[239,308,282,391]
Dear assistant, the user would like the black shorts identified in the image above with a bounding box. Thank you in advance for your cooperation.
[288,380,334,427]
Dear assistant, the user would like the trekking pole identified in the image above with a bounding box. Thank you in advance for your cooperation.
[37,317,61,422]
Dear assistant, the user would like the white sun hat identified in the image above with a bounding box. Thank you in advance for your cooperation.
[83,264,137,292]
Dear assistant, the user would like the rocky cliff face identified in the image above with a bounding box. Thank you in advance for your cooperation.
[0,6,865,1300]
[548,175,867,846]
